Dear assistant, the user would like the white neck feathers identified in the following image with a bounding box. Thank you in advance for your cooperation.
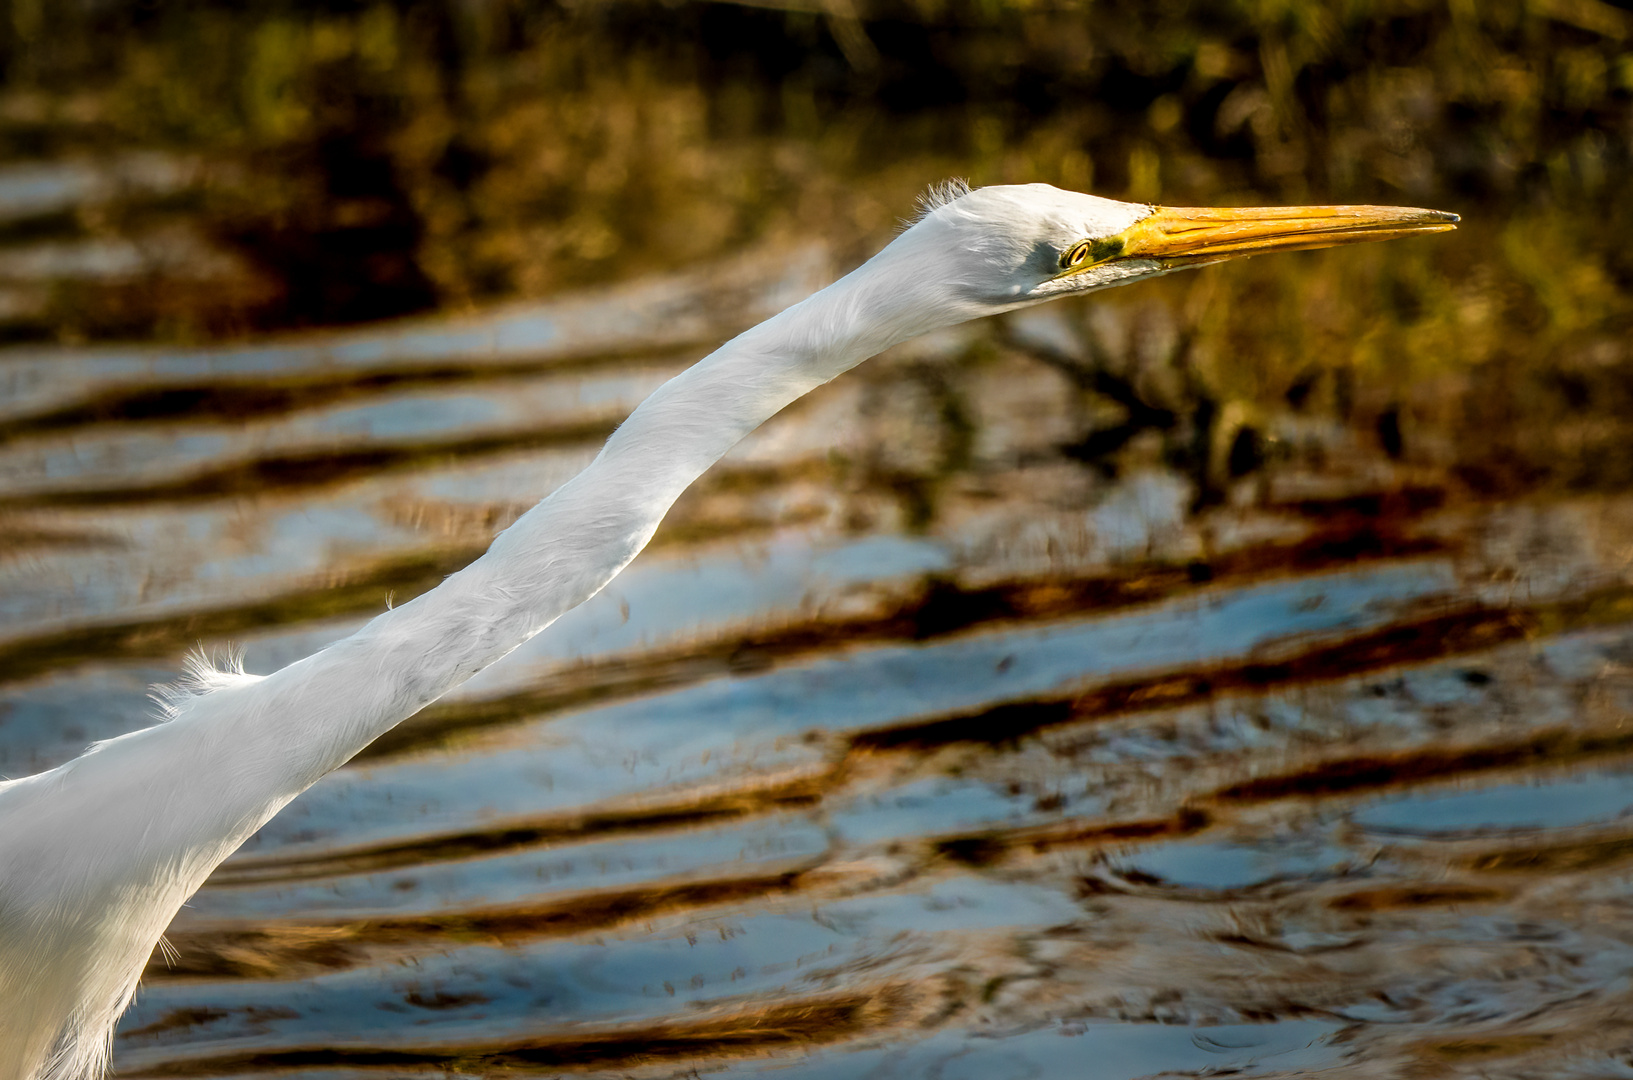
[0,227,963,1080]
[222,231,957,794]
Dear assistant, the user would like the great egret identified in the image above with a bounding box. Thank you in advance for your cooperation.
[0,181,1455,1080]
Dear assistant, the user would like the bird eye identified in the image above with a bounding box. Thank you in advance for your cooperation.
[1060,241,1093,269]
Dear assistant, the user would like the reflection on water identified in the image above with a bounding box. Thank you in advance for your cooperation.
[2,2,1633,1077]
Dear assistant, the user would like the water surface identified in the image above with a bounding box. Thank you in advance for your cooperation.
[3,5,1632,1077]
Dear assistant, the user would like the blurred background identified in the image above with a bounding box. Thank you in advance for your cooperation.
[2,1,1632,1076]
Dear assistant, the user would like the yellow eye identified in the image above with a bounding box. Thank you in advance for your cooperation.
[1060,241,1093,269]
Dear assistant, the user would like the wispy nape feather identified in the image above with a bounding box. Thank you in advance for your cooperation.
[147,645,260,721]
[902,177,972,228]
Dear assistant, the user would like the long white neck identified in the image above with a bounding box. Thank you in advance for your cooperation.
[0,236,969,1080]
[269,236,958,786]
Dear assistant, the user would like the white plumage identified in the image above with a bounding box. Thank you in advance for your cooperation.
[0,183,1454,1080]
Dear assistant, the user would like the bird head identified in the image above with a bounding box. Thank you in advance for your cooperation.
[901,181,1458,314]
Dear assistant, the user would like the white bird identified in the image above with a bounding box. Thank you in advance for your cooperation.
[0,181,1455,1080]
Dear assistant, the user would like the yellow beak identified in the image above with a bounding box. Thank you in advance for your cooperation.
[1086,203,1459,271]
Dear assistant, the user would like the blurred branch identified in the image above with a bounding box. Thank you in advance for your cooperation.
[1529,0,1632,41]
